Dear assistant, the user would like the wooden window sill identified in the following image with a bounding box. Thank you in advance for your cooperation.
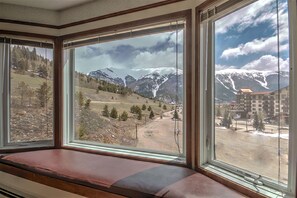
[0,149,244,197]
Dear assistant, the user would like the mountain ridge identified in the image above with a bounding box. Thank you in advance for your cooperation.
[88,67,289,103]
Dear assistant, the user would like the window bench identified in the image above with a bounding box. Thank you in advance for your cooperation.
[0,149,244,198]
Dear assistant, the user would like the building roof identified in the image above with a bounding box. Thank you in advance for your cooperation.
[238,88,252,93]
[250,91,271,95]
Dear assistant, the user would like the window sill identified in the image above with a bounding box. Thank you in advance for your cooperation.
[199,164,294,198]
[0,149,246,198]
[63,141,186,165]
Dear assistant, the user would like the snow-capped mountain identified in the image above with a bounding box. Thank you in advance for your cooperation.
[215,69,289,102]
[88,67,183,102]
[88,67,289,103]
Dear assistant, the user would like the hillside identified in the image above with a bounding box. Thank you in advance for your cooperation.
[88,67,183,103]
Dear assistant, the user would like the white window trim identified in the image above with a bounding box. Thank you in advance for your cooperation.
[199,0,297,196]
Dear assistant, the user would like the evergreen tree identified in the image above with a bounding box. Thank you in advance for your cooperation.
[221,111,231,128]
[36,82,51,108]
[137,109,142,120]
[102,105,109,117]
[32,48,37,60]
[110,107,118,119]
[120,111,128,121]
[149,110,155,119]
[253,112,259,130]
[159,101,162,107]
[163,104,167,110]
[259,119,265,131]
[173,109,179,120]
[17,81,29,105]
[148,106,152,111]
[142,104,147,110]
[228,116,232,128]
[38,65,48,78]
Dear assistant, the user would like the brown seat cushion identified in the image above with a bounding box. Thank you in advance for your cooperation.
[0,149,244,198]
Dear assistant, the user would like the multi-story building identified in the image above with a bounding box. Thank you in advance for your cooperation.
[236,86,289,119]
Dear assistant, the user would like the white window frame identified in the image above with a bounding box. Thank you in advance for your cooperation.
[0,37,55,149]
[199,0,297,196]
[63,20,188,162]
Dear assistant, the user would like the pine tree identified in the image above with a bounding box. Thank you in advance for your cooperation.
[149,110,155,119]
[137,109,142,120]
[159,101,162,107]
[253,112,259,130]
[259,119,265,131]
[102,105,109,117]
[173,109,179,120]
[228,116,232,128]
[121,111,128,121]
[17,81,29,106]
[163,104,167,110]
[221,111,230,128]
[142,104,147,110]
[36,82,51,108]
[148,106,152,111]
[110,107,118,119]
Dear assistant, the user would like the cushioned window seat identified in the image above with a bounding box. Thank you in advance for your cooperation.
[0,149,244,198]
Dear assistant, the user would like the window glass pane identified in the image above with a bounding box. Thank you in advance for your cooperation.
[68,24,185,155]
[214,0,289,183]
[10,45,54,143]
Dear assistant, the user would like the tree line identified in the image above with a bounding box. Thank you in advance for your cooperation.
[11,46,52,78]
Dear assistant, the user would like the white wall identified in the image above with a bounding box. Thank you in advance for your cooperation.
[0,3,58,25]
[59,0,163,25]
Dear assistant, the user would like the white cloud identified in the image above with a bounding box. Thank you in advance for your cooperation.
[133,47,183,69]
[221,36,288,59]
[215,64,236,71]
[215,0,288,35]
[215,0,274,34]
[241,55,289,71]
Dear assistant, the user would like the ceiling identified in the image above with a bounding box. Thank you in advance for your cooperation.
[0,0,94,11]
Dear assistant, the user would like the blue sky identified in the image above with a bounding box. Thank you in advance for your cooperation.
[74,28,184,74]
[215,0,289,72]
[71,0,289,75]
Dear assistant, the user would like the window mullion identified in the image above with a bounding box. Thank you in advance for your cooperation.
[2,43,10,147]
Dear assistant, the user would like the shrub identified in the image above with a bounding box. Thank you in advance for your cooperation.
[76,91,84,107]
[78,124,87,139]
[163,104,167,110]
[36,82,51,108]
[148,106,152,111]
[84,99,91,109]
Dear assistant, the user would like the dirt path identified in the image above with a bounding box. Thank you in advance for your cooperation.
[135,110,183,154]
